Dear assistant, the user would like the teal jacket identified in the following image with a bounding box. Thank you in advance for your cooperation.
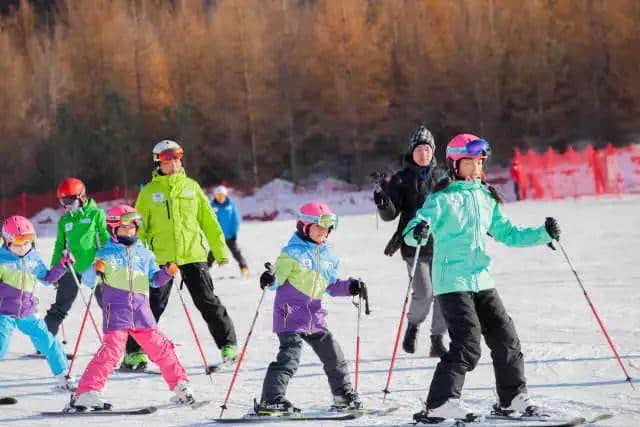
[403,179,552,296]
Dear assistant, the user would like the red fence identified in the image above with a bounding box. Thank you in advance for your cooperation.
[512,143,640,200]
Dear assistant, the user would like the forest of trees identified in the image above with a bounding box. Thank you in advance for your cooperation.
[1,0,639,197]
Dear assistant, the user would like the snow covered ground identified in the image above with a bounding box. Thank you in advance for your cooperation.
[1,195,639,426]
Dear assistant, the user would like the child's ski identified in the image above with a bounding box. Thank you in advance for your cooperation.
[214,410,362,423]
[25,352,74,360]
[0,397,17,405]
[41,406,157,416]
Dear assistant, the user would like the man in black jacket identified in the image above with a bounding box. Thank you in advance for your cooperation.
[373,125,448,357]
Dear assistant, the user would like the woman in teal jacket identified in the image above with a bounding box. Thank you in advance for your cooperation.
[403,134,561,423]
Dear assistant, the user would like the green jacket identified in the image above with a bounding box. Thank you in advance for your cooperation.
[51,198,110,273]
[135,169,228,266]
[403,179,552,296]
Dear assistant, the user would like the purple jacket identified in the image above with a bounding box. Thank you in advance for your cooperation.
[271,233,352,334]
[82,239,171,332]
[0,246,67,318]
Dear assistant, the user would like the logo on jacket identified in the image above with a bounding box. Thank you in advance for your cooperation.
[152,192,165,203]
[65,223,73,232]
[448,193,464,208]
[182,190,195,197]
[301,258,312,269]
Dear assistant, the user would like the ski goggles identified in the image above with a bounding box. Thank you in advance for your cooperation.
[3,231,35,245]
[298,213,339,230]
[107,212,142,228]
[157,148,184,162]
[59,195,81,206]
[447,138,492,158]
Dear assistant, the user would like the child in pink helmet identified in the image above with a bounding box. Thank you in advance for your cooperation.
[70,205,194,411]
[254,202,369,415]
[0,215,74,390]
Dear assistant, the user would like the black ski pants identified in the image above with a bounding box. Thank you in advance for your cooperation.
[261,331,352,403]
[44,271,79,336]
[126,262,237,354]
[426,289,527,409]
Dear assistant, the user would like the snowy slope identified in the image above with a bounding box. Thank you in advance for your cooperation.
[1,196,639,426]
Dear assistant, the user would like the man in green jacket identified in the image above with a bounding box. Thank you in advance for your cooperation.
[121,140,237,370]
[45,178,110,337]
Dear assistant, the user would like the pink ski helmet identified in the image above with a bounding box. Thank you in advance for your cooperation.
[296,202,338,236]
[106,205,142,236]
[445,133,491,175]
[2,215,36,246]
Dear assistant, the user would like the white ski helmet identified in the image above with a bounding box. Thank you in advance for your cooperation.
[152,140,183,162]
[213,185,228,197]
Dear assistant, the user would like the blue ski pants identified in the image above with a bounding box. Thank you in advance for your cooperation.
[0,313,69,375]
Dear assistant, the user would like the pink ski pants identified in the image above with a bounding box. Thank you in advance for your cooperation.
[76,328,187,395]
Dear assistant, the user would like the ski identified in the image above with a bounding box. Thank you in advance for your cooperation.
[25,352,74,360]
[214,410,362,423]
[320,405,399,417]
[41,406,157,416]
[208,360,236,372]
[353,413,613,426]
[146,363,230,376]
[115,366,160,375]
[0,397,17,405]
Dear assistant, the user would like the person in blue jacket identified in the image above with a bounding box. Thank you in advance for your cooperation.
[210,185,249,278]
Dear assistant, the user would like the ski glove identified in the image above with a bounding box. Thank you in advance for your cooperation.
[545,217,560,241]
[60,250,75,267]
[413,220,430,244]
[373,189,390,209]
[164,262,179,277]
[349,278,368,299]
[259,262,276,290]
[94,258,107,273]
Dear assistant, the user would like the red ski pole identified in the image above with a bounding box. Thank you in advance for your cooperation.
[382,243,422,401]
[65,284,98,383]
[557,240,635,390]
[354,295,362,392]
[67,262,103,344]
[219,263,271,419]
[176,278,213,382]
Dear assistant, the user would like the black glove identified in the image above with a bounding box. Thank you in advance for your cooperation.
[413,221,430,242]
[349,279,368,300]
[545,217,560,241]
[259,262,275,290]
[373,189,389,208]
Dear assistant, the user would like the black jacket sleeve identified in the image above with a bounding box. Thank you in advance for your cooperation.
[377,174,404,221]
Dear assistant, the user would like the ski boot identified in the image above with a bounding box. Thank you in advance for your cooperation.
[414,399,477,424]
[70,391,112,412]
[121,351,148,371]
[402,323,419,354]
[493,393,544,417]
[220,345,238,364]
[332,389,362,410]
[429,334,447,358]
[54,373,77,392]
[173,381,196,406]
[255,397,301,416]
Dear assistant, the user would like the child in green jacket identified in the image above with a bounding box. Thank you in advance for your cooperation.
[403,134,561,423]
[44,178,109,338]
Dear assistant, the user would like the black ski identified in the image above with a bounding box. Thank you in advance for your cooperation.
[354,413,613,426]
[41,406,157,416]
[25,352,74,360]
[115,366,160,375]
[0,397,17,405]
[214,411,362,423]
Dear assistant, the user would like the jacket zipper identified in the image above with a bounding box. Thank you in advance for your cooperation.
[17,258,25,317]
[106,303,111,329]
[283,302,290,329]
[471,189,482,291]
[126,247,134,328]
[441,255,448,285]
[165,200,171,219]
[307,246,321,334]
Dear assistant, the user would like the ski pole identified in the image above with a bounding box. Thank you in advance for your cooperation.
[66,261,103,344]
[556,240,635,390]
[176,277,213,382]
[382,243,422,401]
[65,278,99,383]
[219,263,271,419]
[60,321,67,345]
[352,279,371,393]
[354,294,362,392]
